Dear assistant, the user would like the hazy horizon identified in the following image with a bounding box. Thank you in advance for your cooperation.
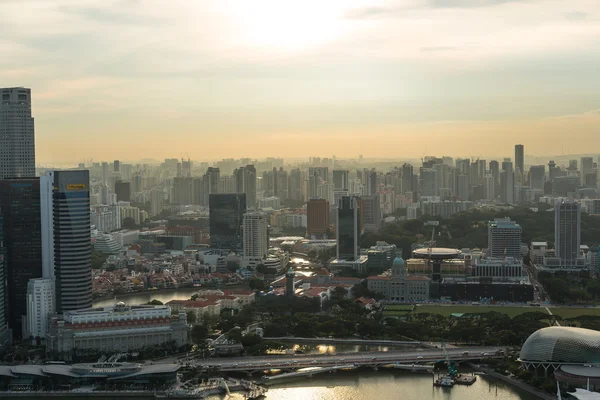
[2,0,599,165]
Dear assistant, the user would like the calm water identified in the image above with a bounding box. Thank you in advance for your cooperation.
[207,370,537,400]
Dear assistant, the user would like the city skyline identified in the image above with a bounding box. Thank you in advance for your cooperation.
[1,1,599,164]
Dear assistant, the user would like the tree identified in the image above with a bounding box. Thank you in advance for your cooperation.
[122,217,137,229]
[191,324,209,344]
[187,311,197,324]
[146,299,163,305]
[226,260,240,272]
[249,278,266,291]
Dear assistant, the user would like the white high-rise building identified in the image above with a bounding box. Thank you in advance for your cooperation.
[150,188,164,217]
[24,278,55,342]
[555,200,581,268]
[243,212,269,267]
[0,87,35,179]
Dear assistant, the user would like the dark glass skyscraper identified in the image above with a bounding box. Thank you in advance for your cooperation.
[336,196,361,260]
[0,214,11,350]
[0,178,42,338]
[41,171,92,313]
[209,193,246,252]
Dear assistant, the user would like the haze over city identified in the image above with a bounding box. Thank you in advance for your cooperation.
[1,0,599,165]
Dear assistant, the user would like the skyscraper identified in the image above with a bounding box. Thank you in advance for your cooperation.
[234,165,257,208]
[501,159,515,204]
[336,196,361,261]
[242,212,268,266]
[209,193,246,252]
[363,168,378,196]
[515,144,524,178]
[333,170,349,190]
[0,88,36,179]
[581,157,594,186]
[0,214,10,350]
[307,198,329,237]
[114,180,131,202]
[0,178,42,338]
[41,171,92,313]
[528,165,546,191]
[555,201,581,268]
[488,218,522,259]
[401,163,413,195]
[361,194,381,233]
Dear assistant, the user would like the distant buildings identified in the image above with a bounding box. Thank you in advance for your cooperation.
[0,87,35,179]
[209,193,246,252]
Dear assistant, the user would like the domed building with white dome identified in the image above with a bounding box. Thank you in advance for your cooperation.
[367,257,430,302]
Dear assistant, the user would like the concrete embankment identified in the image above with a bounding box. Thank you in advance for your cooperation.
[468,363,556,400]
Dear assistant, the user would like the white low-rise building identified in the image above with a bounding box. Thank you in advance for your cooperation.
[46,303,189,357]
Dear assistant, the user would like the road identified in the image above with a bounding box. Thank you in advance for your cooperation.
[262,337,420,346]
[180,347,503,371]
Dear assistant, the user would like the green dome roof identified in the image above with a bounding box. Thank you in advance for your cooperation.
[393,257,405,266]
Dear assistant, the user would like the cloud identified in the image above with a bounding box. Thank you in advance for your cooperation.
[563,11,588,21]
[429,0,528,8]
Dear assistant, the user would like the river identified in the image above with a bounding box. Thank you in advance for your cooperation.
[207,370,538,400]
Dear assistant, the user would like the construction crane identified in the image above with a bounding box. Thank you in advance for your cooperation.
[441,342,458,378]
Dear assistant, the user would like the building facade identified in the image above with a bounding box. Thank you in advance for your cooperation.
[307,198,329,237]
[336,196,361,261]
[0,215,10,350]
[0,178,42,338]
[488,218,522,259]
[41,171,93,313]
[209,193,246,252]
[367,257,430,301]
[0,87,35,179]
[555,200,581,268]
[242,212,268,267]
[24,278,55,342]
[46,303,189,357]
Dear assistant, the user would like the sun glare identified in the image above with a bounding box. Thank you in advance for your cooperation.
[227,1,349,52]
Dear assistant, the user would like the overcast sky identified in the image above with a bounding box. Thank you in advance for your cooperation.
[2,0,599,164]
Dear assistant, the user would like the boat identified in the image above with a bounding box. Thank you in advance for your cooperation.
[433,375,455,387]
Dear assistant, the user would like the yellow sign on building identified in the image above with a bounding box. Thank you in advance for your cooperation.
[66,184,87,190]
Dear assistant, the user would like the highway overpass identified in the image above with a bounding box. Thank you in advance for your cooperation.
[187,347,503,372]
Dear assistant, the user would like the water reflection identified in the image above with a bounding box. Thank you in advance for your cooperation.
[206,370,537,400]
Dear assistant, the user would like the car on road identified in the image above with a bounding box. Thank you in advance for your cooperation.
[417,356,424,359]
[371,357,377,361]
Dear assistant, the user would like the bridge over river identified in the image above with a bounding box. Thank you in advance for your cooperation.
[188,347,504,372]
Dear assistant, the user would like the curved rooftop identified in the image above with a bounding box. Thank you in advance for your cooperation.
[392,257,405,266]
[520,327,600,364]
[412,247,461,259]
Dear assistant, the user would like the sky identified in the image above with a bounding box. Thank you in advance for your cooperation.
[1,0,599,165]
